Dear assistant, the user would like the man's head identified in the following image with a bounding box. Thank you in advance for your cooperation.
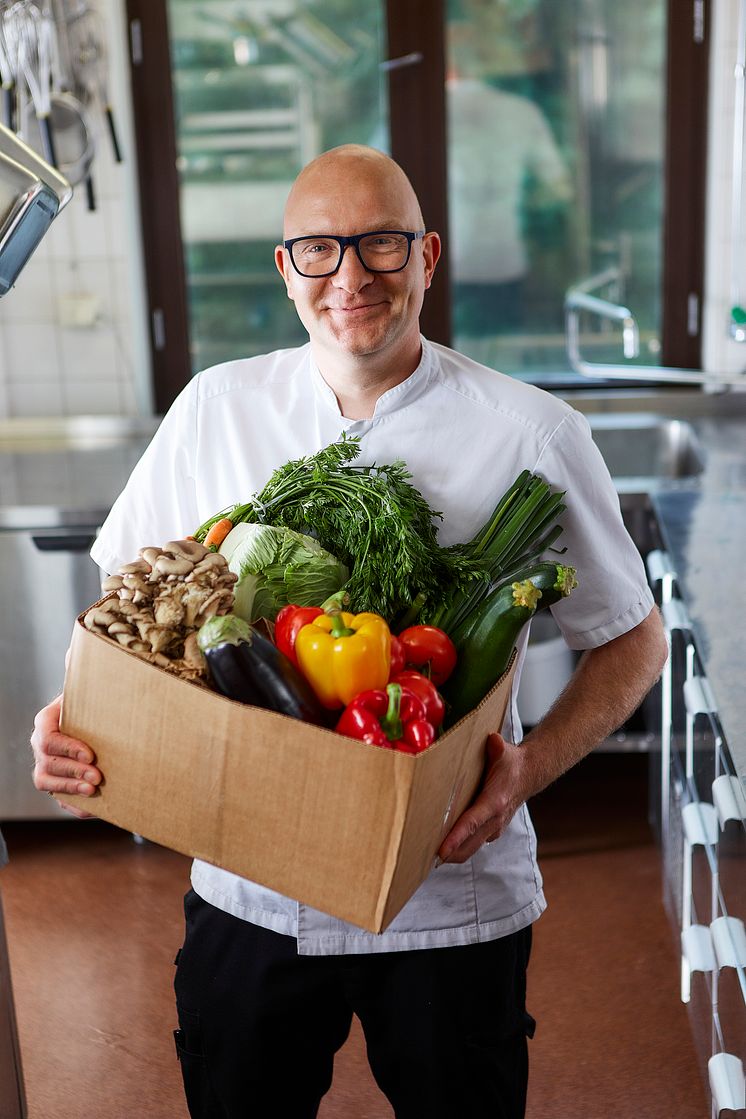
[275,145,440,371]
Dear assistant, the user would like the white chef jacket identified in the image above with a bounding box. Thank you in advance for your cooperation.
[91,338,654,956]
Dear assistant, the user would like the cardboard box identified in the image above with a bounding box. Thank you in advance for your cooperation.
[58,609,517,933]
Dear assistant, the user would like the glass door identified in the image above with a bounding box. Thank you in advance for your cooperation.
[166,0,389,374]
[444,0,668,383]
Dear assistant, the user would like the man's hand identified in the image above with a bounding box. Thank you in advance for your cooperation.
[438,732,533,863]
[438,606,668,864]
[30,694,102,819]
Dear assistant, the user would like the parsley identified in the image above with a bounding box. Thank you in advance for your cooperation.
[195,435,482,622]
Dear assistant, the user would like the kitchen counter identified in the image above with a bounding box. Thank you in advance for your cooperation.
[651,477,746,780]
[566,405,746,785]
[0,416,158,528]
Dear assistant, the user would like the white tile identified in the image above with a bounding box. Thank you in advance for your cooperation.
[2,323,61,382]
[7,379,64,417]
[0,254,56,322]
[59,325,119,381]
[67,188,110,260]
[117,376,139,415]
[101,193,134,260]
[51,259,115,326]
[62,379,122,414]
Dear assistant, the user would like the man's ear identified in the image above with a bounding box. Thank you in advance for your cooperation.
[274,245,295,299]
[422,232,442,290]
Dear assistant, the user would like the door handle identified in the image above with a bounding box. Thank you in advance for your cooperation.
[379,52,423,72]
[31,532,97,552]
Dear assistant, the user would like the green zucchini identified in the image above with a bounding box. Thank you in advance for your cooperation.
[441,561,577,728]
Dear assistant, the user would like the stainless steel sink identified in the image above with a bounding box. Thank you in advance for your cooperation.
[588,415,704,482]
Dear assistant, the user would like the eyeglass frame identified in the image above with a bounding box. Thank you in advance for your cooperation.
[282,229,426,278]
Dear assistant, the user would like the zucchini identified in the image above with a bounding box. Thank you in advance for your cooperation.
[197,615,327,725]
[441,561,577,728]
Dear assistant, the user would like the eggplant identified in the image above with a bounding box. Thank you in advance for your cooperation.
[197,615,326,725]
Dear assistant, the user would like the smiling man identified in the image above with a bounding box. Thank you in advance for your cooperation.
[31,145,667,1119]
[275,146,441,417]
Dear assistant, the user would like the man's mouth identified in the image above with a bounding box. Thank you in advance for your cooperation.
[327,302,386,315]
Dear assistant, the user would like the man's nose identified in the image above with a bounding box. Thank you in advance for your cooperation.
[332,245,374,292]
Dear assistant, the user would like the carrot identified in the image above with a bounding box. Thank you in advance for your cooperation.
[203,518,234,550]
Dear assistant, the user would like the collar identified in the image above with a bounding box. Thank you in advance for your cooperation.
[309,337,436,428]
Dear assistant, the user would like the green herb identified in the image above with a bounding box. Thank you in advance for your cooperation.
[194,435,482,622]
[422,471,567,637]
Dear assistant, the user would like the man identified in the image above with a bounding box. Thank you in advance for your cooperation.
[31,145,667,1119]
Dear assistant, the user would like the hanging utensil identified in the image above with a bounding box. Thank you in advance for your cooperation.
[4,0,58,166]
[24,87,93,185]
[0,12,16,130]
[61,0,122,162]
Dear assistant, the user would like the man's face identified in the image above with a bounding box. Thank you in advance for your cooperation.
[274,158,440,363]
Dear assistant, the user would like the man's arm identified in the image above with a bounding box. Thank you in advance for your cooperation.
[439,606,668,863]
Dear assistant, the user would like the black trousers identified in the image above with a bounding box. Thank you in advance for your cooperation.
[173,889,535,1119]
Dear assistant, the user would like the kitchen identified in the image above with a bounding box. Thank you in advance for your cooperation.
[1,1,745,1117]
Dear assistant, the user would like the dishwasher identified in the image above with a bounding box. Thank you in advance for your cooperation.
[0,419,157,819]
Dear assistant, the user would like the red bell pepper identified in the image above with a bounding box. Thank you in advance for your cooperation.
[390,669,445,728]
[274,604,323,666]
[397,625,457,686]
[336,683,435,754]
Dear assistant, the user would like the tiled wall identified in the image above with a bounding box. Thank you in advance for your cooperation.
[0,0,152,420]
[703,0,746,382]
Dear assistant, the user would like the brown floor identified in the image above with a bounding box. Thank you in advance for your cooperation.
[0,753,707,1119]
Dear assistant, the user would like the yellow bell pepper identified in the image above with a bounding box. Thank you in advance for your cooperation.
[294,611,391,709]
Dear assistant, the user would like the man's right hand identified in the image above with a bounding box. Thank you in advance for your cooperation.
[31,695,102,819]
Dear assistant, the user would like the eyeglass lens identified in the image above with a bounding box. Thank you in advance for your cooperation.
[291,232,411,276]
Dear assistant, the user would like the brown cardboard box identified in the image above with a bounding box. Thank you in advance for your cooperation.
[58,612,517,934]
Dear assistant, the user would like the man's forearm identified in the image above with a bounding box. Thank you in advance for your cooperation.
[518,606,669,799]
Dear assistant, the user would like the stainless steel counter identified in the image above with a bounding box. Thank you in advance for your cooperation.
[0,416,159,819]
[561,401,746,784]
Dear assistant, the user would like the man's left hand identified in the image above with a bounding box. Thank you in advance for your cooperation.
[438,732,532,863]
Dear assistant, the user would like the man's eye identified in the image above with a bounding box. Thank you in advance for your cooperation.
[301,241,334,255]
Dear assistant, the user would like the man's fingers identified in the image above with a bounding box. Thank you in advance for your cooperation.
[44,754,101,787]
[439,809,496,863]
[46,732,94,764]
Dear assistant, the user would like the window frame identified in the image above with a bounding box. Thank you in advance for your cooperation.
[125,0,709,410]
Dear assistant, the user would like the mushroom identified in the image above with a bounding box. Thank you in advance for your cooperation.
[182,632,206,672]
[139,547,164,567]
[187,553,230,581]
[153,555,193,578]
[164,539,209,563]
[154,594,185,628]
[93,535,235,681]
[119,559,151,575]
[108,621,135,636]
[122,572,153,595]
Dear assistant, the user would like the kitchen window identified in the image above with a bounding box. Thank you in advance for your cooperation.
[125,0,709,410]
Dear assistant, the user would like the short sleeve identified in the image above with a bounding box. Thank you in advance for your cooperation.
[91,378,200,575]
[534,408,655,650]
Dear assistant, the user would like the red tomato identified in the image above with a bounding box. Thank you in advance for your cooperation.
[391,670,445,727]
[388,635,406,678]
[397,625,457,686]
[274,604,323,666]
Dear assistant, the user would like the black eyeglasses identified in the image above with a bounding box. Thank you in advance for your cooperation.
[283,230,425,278]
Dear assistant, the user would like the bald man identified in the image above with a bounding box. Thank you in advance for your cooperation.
[32,146,666,1119]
